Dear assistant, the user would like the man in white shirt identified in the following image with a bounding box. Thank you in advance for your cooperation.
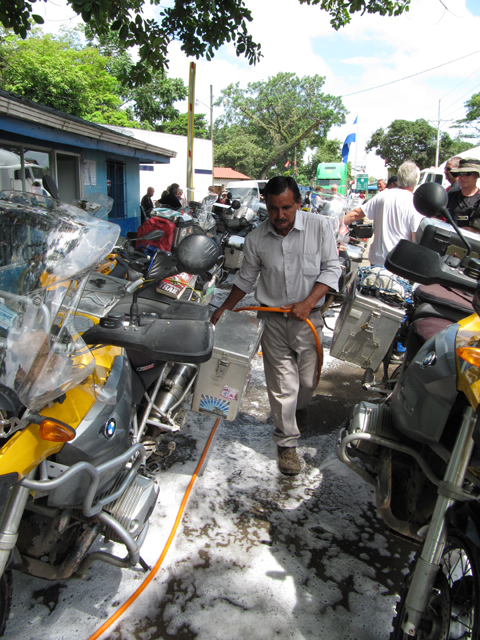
[211,176,341,475]
[343,161,423,265]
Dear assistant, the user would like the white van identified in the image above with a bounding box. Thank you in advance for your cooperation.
[0,163,46,192]
[415,167,445,191]
[225,180,267,201]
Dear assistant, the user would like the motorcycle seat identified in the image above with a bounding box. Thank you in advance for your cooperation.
[414,284,473,318]
[405,316,454,366]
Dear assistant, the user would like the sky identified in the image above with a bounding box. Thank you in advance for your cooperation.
[37,0,480,180]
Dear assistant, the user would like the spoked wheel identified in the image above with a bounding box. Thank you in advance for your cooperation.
[391,533,480,639]
[0,570,12,637]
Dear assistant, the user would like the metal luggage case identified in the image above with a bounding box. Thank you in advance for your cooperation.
[224,235,245,270]
[192,310,264,420]
[330,286,405,372]
[153,209,194,248]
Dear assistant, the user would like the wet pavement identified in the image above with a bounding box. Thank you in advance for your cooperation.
[5,287,418,640]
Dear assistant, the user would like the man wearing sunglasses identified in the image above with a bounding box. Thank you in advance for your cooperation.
[446,158,480,230]
[444,156,461,193]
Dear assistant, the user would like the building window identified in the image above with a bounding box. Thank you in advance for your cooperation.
[106,160,126,219]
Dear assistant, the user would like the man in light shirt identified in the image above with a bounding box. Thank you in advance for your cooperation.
[343,161,423,266]
[211,176,341,475]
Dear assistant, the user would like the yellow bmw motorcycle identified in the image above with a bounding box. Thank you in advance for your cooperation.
[338,182,480,638]
[0,185,219,634]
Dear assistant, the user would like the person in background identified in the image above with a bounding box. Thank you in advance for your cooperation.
[177,188,187,207]
[387,175,398,189]
[343,161,423,266]
[310,185,324,211]
[159,184,182,209]
[210,176,341,476]
[444,156,461,193]
[330,184,339,195]
[141,186,155,222]
[446,158,480,230]
[31,181,45,196]
[377,179,386,192]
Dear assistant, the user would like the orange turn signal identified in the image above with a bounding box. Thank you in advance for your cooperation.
[457,346,480,367]
[39,419,76,442]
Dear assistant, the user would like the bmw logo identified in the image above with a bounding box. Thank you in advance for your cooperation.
[421,352,437,368]
[103,418,116,439]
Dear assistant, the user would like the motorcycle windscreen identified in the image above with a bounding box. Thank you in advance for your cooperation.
[0,192,119,409]
[0,281,95,410]
[0,191,119,290]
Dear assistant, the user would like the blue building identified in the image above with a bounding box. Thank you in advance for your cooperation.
[0,90,175,235]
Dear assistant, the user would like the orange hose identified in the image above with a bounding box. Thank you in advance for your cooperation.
[87,417,221,640]
[234,306,323,386]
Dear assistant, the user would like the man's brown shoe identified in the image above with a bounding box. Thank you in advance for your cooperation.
[277,446,301,475]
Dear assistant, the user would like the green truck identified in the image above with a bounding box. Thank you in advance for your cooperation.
[316,162,348,195]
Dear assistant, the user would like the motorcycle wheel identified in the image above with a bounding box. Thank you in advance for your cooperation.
[0,570,12,637]
[391,532,480,639]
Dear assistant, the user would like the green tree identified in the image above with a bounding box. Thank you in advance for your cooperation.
[84,27,187,129]
[214,73,346,179]
[455,92,480,139]
[0,0,410,84]
[0,30,134,123]
[0,29,188,130]
[366,118,474,170]
[159,113,210,139]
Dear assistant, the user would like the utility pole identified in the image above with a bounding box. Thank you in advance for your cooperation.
[435,99,441,168]
[210,84,214,187]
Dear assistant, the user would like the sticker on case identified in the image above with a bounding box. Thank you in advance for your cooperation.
[220,385,239,401]
[199,394,230,418]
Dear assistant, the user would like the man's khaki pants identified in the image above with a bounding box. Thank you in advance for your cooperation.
[259,309,323,448]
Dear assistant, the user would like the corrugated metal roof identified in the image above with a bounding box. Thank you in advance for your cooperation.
[0,90,176,159]
[214,167,252,179]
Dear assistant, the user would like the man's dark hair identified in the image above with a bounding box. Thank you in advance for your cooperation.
[264,176,301,203]
[387,175,398,186]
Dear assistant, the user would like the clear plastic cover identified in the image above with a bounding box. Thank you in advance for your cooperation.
[0,191,120,409]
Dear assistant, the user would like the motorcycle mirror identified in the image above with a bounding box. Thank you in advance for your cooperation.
[176,234,220,275]
[414,182,472,259]
[43,175,59,200]
[231,200,241,210]
[413,182,448,218]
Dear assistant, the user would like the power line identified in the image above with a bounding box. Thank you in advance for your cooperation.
[340,49,480,98]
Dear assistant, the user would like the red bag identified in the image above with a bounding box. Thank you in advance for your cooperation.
[136,217,176,252]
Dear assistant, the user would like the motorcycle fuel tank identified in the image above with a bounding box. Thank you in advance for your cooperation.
[391,322,458,444]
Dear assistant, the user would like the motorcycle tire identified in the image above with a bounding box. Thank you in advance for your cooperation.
[0,570,12,637]
[391,532,480,639]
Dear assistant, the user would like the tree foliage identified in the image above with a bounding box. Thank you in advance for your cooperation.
[0,29,188,130]
[214,72,346,179]
[366,119,475,170]
[455,92,480,138]
[84,27,187,128]
[0,0,411,85]
[0,30,133,123]
[158,113,210,139]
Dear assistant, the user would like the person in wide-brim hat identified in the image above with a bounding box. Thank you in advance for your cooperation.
[447,157,480,231]
[455,158,480,173]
